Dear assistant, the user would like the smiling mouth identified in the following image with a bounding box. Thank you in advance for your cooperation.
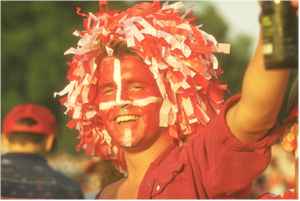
[115,115,140,124]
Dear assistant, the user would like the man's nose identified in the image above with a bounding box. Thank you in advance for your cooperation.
[116,86,131,109]
[120,103,130,111]
[120,86,130,101]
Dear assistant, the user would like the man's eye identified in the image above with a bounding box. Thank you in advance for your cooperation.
[129,84,144,91]
[102,87,114,95]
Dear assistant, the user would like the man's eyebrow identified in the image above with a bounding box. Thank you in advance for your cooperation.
[99,82,116,88]
[127,80,147,84]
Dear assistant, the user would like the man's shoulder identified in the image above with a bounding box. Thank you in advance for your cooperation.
[96,178,124,199]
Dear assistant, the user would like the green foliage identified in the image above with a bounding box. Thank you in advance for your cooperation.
[195,4,253,96]
[2,1,254,154]
[195,4,229,42]
[2,1,81,153]
[222,34,253,95]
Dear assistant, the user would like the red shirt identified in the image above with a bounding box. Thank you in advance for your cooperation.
[136,95,280,199]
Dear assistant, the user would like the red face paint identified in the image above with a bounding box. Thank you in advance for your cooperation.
[97,55,164,150]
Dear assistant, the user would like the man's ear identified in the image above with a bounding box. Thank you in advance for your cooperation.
[45,134,55,152]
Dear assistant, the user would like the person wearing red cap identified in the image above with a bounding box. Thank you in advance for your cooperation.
[1,103,83,199]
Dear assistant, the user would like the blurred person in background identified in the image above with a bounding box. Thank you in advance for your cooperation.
[257,79,298,199]
[257,111,297,199]
[1,103,83,199]
[77,157,122,199]
[47,151,122,198]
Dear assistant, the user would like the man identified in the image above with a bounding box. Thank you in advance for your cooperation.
[55,1,294,199]
[1,104,83,199]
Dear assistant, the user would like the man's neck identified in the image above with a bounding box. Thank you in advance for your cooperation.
[124,129,173,183]
[101,130,174,199]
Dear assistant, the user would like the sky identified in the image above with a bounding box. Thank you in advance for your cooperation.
[214,1,260,39]
[184,0,260,41]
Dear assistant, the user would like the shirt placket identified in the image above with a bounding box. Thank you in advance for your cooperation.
[151,162,185,198]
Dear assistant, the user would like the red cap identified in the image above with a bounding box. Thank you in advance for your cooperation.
[3,104,56,136]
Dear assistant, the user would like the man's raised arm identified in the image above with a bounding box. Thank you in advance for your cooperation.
[226,34,290,143]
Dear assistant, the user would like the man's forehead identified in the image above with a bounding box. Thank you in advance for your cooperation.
[98,55,154,80]
[98,56,115,72]
[99,55,144,66]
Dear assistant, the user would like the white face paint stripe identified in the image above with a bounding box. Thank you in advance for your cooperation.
[132,96,161,107]
[113,58,122,103]
[122,128,132,147]
[99,96,161,111]
[99,100,131,110]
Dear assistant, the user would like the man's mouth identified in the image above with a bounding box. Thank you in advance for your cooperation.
[115,115,140,124]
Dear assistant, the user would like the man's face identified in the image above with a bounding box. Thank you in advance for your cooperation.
[97,55,163,151]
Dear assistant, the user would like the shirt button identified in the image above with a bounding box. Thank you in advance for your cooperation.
[156,184,161,191]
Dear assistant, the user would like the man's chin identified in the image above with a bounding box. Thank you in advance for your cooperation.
[118,139,150,152]
[119,136,159,153]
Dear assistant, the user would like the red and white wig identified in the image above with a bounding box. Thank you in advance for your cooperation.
[55,1,230,172]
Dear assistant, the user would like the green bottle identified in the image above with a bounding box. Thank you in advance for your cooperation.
[260,0,298,69]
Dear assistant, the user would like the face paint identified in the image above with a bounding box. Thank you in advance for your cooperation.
[99,96,161,111]
[98,55,164,150]
[122,128,132,147]
[113,58,122,104]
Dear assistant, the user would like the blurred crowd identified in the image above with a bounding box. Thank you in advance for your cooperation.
[253,143,296,196]
[0,103,121,199]
[47,153,122,199]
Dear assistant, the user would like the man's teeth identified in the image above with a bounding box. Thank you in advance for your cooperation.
[115,115,139,124]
